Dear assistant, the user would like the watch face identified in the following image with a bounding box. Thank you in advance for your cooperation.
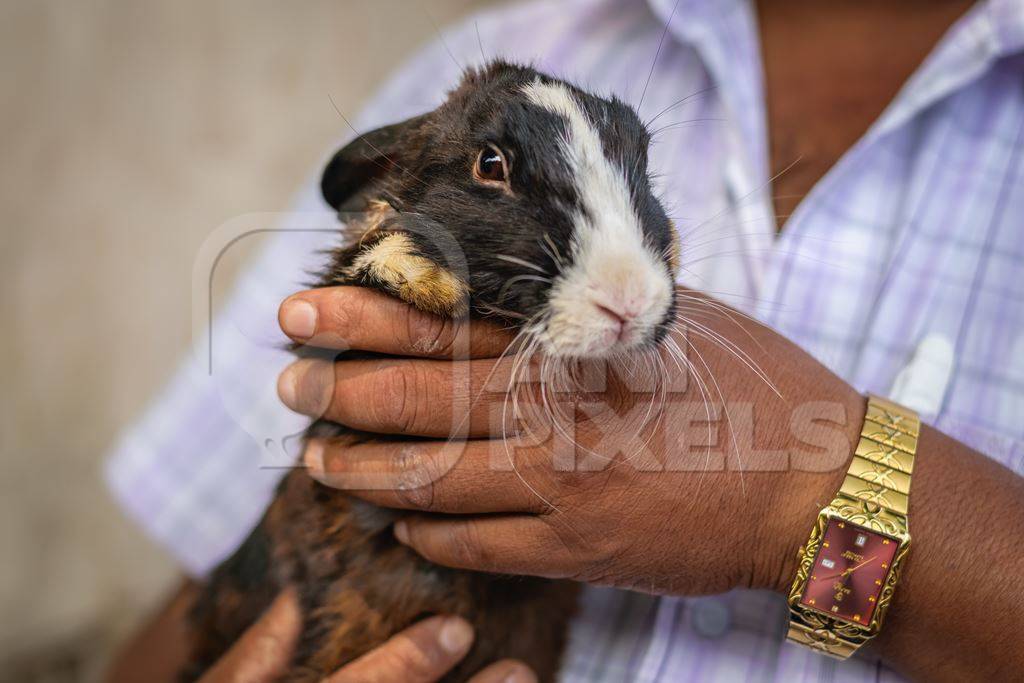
[798,518,900,626]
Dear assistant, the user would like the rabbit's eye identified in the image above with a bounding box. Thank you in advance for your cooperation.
[474,144,509,184]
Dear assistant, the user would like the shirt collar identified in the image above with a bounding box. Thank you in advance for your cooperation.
[644,0,1024,177]
[871,0,1024,140]
[644,0,1024,56]
[987,0,1024,55]
[644,0,768,180]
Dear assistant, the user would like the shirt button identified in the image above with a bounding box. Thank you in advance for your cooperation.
[691,598,731,638]
[889,332,955,419]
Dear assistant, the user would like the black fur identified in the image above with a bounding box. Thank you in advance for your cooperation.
[321,61,675,327]
[186,60,676,683]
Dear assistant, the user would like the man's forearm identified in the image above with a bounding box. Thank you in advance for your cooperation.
[865,426,1024,680]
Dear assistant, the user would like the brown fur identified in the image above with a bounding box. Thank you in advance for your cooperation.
[187,471,578,682]
[185,201,577,681]
[666,220,681,275]
[346,232,470,317]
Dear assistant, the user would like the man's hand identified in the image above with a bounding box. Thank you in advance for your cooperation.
[277,286,1024,681]
[277,286,865,596]
[198,589,534,683]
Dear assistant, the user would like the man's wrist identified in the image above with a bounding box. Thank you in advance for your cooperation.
[756,390,865,595]
[759,467,850,596]
[865,424,1024,680]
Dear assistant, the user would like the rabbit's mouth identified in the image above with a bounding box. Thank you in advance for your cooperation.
[535,247,675,360]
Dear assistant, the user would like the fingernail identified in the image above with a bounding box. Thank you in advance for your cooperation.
[280,298,317,340]
[277,363,300,410]
[304,440,324,475]
[393,520,409,544]
[438,617,474,654]
[504,665,537,683]
[503,666,537,683]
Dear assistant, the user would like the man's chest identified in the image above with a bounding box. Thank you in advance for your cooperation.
[642,51,1024,450]
[755,0,976,230]
[756,66,1024,458]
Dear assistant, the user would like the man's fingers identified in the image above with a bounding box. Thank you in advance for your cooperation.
[198,595,525,683]
[324,615,474,683]
[198,589,301,683]
[468,660,537,683]
[305,438,553,514]
[277,355,540,438]
[394,515,575,576]
[279,287,514,358]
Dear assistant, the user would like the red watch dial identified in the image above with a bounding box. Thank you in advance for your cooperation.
[798,519,900,626]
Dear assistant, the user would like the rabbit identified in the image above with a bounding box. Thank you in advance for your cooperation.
[184,60,680,683]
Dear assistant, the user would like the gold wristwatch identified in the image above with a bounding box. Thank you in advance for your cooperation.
[786,394,919,658]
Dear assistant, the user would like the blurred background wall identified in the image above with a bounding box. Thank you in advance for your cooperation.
[0,1,489,679]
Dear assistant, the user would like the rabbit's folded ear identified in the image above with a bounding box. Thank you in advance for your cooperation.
[320,113,429,211]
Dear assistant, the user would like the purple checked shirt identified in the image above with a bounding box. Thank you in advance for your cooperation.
[107,0,1024,680]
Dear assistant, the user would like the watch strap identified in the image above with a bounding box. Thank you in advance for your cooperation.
[838,395,919,517]
[786,394,920,659]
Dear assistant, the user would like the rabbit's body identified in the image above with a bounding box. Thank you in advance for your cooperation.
[187,467,576,682]
[186,61,678,682]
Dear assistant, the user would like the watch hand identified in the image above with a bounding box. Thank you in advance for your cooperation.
[818,555,878,582]
[843,555,878,576]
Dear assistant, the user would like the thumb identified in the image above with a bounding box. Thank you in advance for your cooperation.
[199,589,301,683]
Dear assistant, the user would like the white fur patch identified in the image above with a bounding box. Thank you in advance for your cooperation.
[522,81,672,358]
